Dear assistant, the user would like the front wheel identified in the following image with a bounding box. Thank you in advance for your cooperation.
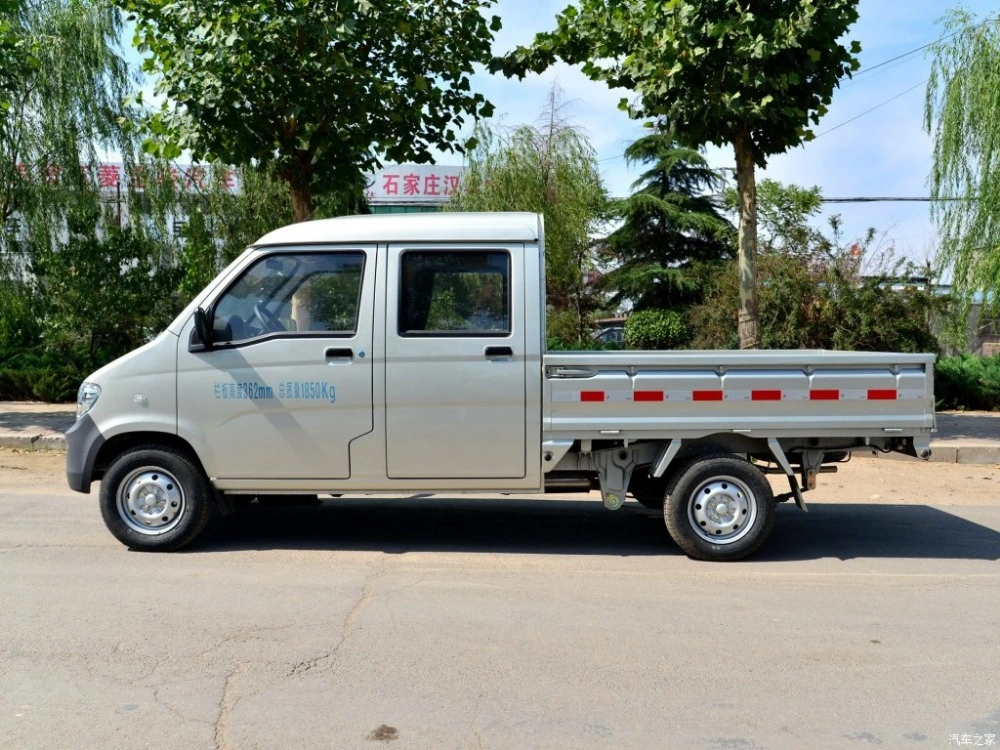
[663,455,775,561]
[99,445,214,551]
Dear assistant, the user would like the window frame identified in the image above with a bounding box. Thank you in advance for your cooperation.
[397,249,513,338]
[205,249,368,348]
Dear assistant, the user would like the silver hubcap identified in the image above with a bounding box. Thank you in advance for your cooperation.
[688,475,756,545]
[117,467,185,535]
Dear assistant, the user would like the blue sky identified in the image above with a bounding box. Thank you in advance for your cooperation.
[470,0,1000,266]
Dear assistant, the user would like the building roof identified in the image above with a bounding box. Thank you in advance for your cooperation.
[253,211,542,246]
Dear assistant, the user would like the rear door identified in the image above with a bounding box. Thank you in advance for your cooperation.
[385,244,526,479]
[177,247,375,480]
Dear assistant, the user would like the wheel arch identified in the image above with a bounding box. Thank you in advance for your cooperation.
[92,431,207,485]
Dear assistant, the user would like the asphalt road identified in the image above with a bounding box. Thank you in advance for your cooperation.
[1,452,999,750]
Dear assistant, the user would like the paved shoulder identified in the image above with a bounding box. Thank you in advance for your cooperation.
[0,403,76,450]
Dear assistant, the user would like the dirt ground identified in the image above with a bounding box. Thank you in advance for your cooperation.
[3,446,996,505]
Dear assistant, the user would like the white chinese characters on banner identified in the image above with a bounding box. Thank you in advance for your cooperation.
[366,164,464,204]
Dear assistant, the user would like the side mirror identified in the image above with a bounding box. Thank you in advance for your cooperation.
[192,307,214,351]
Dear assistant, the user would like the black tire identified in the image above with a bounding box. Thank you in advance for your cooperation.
[663,454,775,561]
[628,472,667,510]
[99,445,214,551]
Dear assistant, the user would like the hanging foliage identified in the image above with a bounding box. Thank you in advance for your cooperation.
[0,0,135,253]
[926,9,1000,309]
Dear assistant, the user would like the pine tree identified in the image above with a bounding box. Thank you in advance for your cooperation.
[601,130,733,312]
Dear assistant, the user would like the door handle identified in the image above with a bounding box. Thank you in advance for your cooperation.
[485,346,514,358]
[325,347,353,360]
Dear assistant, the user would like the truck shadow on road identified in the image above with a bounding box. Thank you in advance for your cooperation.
[203,498,1000,561]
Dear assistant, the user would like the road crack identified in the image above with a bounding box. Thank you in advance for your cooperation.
[153,686,211,727]
[470,689,485,750]
[285,558,387,678]
[214,661,244,750]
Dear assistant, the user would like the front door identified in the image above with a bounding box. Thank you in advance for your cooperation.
[177,247,375,480]
[385,244,526,479]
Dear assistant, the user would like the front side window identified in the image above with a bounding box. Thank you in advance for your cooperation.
[399,250,510,336]
[212,252,364,344]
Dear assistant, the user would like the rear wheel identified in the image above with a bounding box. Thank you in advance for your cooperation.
[99,445,214,551]
[663,455,775,561]
[628,472,667,510]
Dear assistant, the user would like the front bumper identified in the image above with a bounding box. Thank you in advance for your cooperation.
[65,413,105,493]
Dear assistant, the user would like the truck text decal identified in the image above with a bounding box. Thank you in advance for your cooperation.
[279,381,336,403]
[214,382,274,400]
[212,381,336,404]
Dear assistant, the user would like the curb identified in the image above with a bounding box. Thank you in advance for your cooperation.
[0,435,66,451]
[869,445,1000,466]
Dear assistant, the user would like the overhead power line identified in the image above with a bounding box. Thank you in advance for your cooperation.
[852,37,946,79]
[820,196,964,204]
[814,78,928,138]
[598,75,932,162]
[597,195,961,203]
[850,14,997,80]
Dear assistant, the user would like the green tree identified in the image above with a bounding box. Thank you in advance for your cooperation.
[0,0,133,239]
[448,89,609,346]
[123,0,500,222]
[925,9,1000,309]
[496,0,861,349]
[601,129,733,311]
[740,179,830,257]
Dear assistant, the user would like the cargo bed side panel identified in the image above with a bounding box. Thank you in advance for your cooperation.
[543,351,935,441]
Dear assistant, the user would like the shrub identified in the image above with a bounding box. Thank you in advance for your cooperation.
[29,366,80,403]
[624,309,691,350]
[32,230,182,373]
[0,366,79,402]
[0,368,37,401]
[689,252,943,353]
[0,282,43,352]
[0,353,81,402]
[935,354,1000,411]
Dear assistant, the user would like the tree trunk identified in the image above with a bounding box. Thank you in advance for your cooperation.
[733,131,762,350]
[289,183,314,223]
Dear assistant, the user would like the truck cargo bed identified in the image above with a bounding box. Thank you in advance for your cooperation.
[543,350,935,443]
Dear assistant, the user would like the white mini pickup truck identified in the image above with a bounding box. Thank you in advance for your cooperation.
[66,212,935,560]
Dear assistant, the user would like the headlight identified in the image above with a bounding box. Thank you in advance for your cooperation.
[76,382,101,419]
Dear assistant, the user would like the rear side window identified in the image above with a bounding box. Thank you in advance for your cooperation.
[213,252,365,344]
[399,250,510,336]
